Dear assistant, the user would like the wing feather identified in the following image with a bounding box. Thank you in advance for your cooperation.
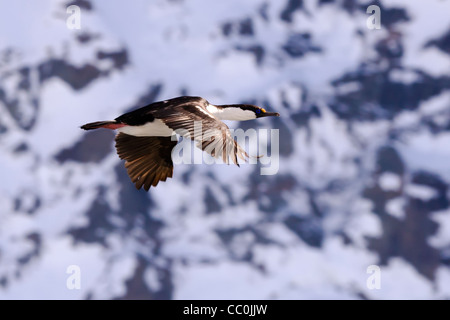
[150,100,249,166]
[115,133,176,190]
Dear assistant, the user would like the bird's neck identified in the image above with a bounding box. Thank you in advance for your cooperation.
[206,104,256,121]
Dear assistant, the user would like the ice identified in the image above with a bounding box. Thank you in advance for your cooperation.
[405,184,438,201]
[1,0,449,300]
[386,197,406,219]
[379,172,402,192]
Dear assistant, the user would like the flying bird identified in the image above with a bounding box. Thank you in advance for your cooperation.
[81,96,279,191]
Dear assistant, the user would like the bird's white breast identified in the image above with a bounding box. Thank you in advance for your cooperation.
[117,119,174,137]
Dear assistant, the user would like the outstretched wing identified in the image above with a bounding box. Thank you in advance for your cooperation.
[115,133,177,191]
[152,99,249,166]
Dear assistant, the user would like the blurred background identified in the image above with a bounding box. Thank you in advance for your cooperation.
[0,0,449,299]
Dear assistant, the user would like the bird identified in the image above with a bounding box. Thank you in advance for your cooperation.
[81,96,279,191]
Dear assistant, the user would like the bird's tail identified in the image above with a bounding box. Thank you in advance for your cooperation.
[80,121,125,130]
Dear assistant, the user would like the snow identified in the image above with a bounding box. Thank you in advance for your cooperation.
[397,131,450,180]
[379,172,402,191]
[405,184,438,201]
[173,261,269,300]
[173,237,377,300]
[434,267,450,298]
[345,200,382,246]
[0,237,105,300]
[0,0,449,300]
[429,208,450,248]
[389,69,420,85]
[365,258,434,300]
[386,197,406,219]
[419,91,450,116]
[392,0,450,77]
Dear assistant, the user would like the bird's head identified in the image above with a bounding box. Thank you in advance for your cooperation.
[243,105,280,118]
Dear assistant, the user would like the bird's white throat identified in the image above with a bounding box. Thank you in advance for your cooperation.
[206,104,256,121]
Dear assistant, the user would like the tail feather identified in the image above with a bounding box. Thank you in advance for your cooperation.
[80,121,124,130]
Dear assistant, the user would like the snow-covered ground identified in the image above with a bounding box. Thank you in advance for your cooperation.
[0,0,449,299]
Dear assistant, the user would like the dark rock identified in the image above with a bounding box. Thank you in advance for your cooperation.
[220,17,254,37]
[409,171,449,212]
[425,28,450,55]
[114,162,163,245]
[0,69,39,131]
[366,203,440,281]
[13,191,41,215]
[376,146,404,175]
[216,226,278,264]
[55,129,114,164]
[17,232,41,266]
[235,44,265,65]
[284,214,323,247]
[258,2,269,21]
[97,48,129,70]
[363,152,443,280]
[280,0,303,23]
[239,17,254,36]
[76,32,100,44]
[13,142,28,154]
[38,59,102,91]
[282,33,322,58]
[375,32,404,66]
[126,83,163,112]
[245,173,297,213]
[318,0,335,5]
[67,186,114,246]
[359,1,410,28]
[204,186,222,214]
[342,0,359,14]
[66,0,93,11]
[221,22,233,37]
[270,116,293,157]
[381,7,410,28]
[291,104,321,127]
[362,146,404,214]
[115,256,173,300]
[331,65,450,120]
[38,49,129,91]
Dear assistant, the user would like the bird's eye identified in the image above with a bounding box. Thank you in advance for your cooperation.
[256,109,261,114]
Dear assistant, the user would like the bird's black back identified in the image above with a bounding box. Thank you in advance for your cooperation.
[115,96,207,126]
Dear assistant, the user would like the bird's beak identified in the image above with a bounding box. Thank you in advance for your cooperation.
[259,112,280,118]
